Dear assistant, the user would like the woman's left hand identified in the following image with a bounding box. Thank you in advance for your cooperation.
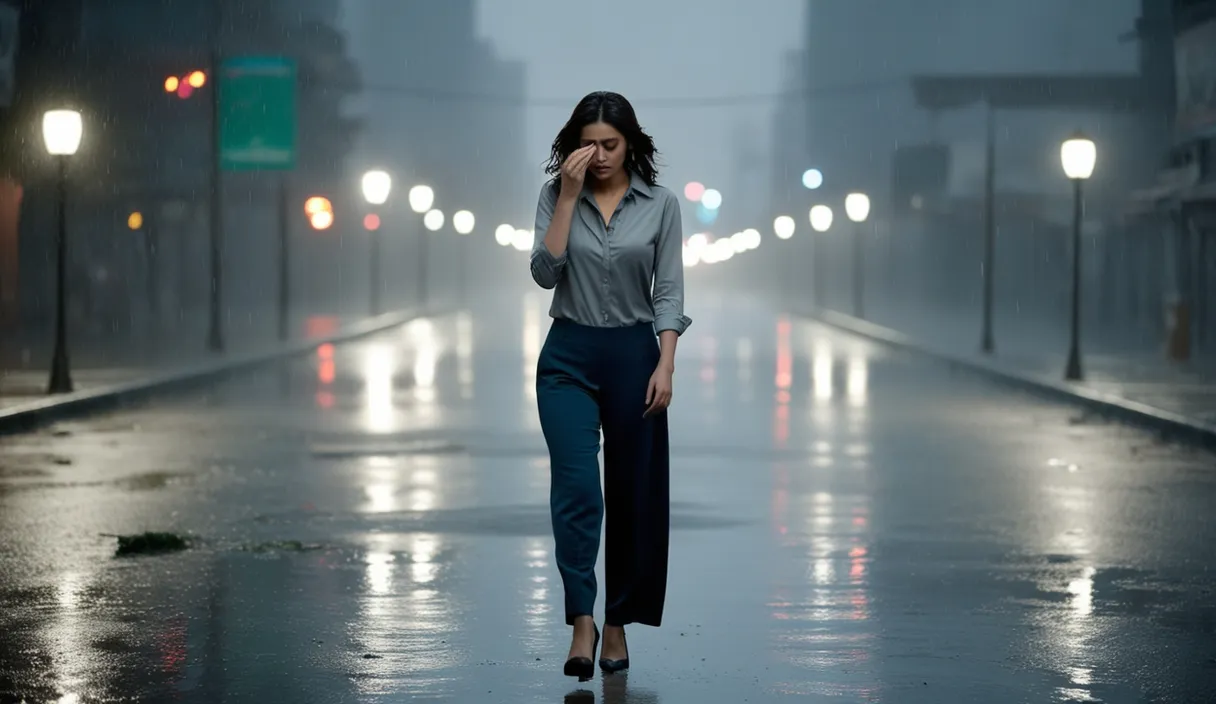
[644,365,673,418]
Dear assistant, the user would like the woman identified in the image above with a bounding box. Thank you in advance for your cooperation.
[529,91,691,680]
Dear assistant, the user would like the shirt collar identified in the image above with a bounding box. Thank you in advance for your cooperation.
[628,170,654,199]
[581,169,654,200]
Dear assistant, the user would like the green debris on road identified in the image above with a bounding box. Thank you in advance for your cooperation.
[108,532,190,557]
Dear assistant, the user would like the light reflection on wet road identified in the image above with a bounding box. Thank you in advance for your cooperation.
[2,294,1215,703]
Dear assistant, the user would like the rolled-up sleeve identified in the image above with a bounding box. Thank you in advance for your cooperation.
[529,181,567,289]
[652,193,692,335]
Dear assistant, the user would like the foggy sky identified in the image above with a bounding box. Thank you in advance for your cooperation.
[476,0,806,199]
[341,0,1146,217]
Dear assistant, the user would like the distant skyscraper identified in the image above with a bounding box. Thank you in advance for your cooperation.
[345,0,528,227]
[802,0,1143,204]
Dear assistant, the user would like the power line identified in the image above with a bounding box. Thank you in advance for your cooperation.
[354,78,907,109]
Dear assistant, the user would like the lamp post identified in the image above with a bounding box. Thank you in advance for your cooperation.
[453,209,475,306]
[1060,132,1096,381]
[42,109,83,394]
[845,192,871,319]
[772,215,795,299]
[980,101,997,354]
[361,170,392,315]
[207,0,224,353]
[408,185,435,306]
[809,205,833,309]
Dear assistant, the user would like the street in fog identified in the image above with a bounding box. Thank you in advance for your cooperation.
[2,295,1215,703]
[4,1,1216,702]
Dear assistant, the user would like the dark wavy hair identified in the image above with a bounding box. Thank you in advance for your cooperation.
[543,91,660,187]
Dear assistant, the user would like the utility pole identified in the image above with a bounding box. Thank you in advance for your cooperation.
[206,0,225,352]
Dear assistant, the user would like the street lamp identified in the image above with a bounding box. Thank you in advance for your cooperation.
[453,210,474,235]
[408,185,434,214]
[42,109,83,394]
[701,188,722,210]
[305,196,334,230]
[495,223,515,247]
[802,168,823,190]
[809,205,833,307]
[424,209,444,232]
[810,205,833,232]
[773,215,795,240]
[452,210,475,306]
[845,192,870,319]
[362,170,391,206]
[1060,132,1096,381]
[362,170,392,314]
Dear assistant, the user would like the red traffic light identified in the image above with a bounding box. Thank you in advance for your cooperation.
[363,214,381,231]
[164,70,206,98]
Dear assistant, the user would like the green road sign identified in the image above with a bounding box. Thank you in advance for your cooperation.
[219,56,297,171]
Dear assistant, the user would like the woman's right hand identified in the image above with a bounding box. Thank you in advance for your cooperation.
[559,144,596,198]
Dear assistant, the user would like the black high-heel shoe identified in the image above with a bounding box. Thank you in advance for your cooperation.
[598,628,629,674]
[563,623,599,680]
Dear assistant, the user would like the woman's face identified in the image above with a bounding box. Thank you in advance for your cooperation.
[579,121,627,183]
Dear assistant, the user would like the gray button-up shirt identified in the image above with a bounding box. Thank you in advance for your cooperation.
[529,171,692,336]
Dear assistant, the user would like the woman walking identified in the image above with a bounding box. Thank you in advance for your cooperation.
[529,91,691,680]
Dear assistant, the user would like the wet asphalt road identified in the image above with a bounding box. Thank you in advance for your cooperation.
[2,293,1215,704]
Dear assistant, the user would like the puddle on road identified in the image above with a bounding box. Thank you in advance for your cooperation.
[0,469,197,495]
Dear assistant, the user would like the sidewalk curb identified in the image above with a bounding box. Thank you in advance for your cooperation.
[803,307,1216,449]
[0,306,437,435]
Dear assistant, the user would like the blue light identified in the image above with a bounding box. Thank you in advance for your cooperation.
[696,202,718,225]
[802,168,823,190]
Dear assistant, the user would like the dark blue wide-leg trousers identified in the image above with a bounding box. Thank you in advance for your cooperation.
[535,318,670,628]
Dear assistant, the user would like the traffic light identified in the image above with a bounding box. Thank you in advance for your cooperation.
[305,196,334,230]
[163,70,207,99]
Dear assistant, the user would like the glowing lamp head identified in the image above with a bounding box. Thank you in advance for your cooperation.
[495,223,515,246]
[453,210,475,235]
[361,170,392,205]
[773,215,796,240]
[1061,133,1096,181]
[683,181,706,202]
[304,196,332,217]
[127,211,144,230]
[423,208,444,232]
[810,205,834,232]
[511,228,533,251]
[802,168,823,190]
[310,210,334,230]
[42,109,83,156]
[845,192,871,223]
[408,185,435,214]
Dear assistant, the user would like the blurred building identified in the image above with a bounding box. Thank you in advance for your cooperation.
[1128,0,1216,358]
[799,0,1151,213]
[784,0,1211,362]
[343,0,529,300]
[0,0,361,330]
[767,50,811,222]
